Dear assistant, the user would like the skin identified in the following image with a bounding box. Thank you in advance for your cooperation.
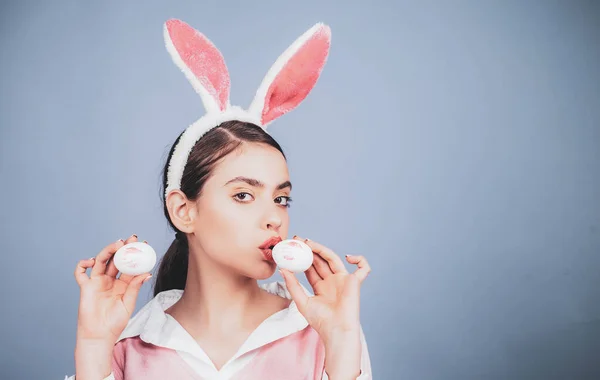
[74,142,371,380]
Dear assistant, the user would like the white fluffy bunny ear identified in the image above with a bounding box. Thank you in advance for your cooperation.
[249,23,331,127]
[164,19,231,114]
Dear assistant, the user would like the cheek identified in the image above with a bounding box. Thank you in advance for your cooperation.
[195,198,250,250]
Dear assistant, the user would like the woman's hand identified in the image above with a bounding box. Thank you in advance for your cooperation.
[279,236,371,379]
[74,235,153,344]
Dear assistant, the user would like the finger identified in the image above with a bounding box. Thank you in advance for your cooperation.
[346,255,371,282]
[91,239,124,277]
[74,258,95,285]
[279,269,309,314]
[118,273,135,284]
[125,234,138,244]
[105,257,118,278]
[122,274,152,314]
[293,236,332,277]
[312,253,333,279]
[304,265,322,289]
[106,234,138,278]
[295,236,348,275]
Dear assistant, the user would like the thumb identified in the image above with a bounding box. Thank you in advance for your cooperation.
[280,269,309,314]
[123,274,152,314]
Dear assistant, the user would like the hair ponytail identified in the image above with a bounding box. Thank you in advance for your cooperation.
[153,232,189,296]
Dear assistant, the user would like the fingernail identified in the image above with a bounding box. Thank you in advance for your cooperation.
[89,257,95,260]
[305,238,310,242]
[132,234,137,238]
[117,239,124,243]
[293,235,298,239]
[143,240,148,244]
[345,254,350,257]
[143,275,153,283]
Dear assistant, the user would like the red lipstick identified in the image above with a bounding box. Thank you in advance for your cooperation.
[259,236,282,261]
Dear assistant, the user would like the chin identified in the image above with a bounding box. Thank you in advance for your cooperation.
[243,260,278,280]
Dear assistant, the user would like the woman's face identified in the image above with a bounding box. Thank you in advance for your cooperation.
[192,142,291,279]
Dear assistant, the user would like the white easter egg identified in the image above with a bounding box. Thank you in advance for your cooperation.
[272,239,313,273]
[114,242,157,276]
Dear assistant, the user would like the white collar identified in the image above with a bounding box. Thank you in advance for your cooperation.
[118,281,313,360]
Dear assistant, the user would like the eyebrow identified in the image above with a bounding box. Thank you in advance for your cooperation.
[224,176,292,191]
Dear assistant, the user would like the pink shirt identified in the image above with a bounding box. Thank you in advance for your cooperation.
[65,281,372,379]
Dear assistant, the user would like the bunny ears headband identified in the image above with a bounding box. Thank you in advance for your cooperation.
[163,19,331,198]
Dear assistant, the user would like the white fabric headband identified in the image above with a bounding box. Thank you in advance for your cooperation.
[163,19,331,199]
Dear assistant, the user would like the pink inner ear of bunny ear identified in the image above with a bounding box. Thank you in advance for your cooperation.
[165,19,230,111]
[261,26,330,125]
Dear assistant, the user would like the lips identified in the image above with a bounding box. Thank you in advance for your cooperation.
[259,236,282,261]
[259,236,282,250]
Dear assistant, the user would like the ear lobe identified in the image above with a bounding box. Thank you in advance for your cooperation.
[164,19,231,114]
[249,23,331,127]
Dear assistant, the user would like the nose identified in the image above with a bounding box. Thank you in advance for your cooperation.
[263,205,283,232]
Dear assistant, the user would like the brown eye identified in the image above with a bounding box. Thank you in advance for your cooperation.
[234,193,253,202]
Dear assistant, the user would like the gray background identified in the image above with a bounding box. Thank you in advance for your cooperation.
[1,1,599,379]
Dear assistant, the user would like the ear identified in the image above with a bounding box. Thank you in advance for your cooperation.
[165,190,196,234]
[164,19,231,114]
[248,23,331,127]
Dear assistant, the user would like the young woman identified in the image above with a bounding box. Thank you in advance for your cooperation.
[67,19,372,380]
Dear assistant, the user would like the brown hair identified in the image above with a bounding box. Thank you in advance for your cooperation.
[153,120,285,296]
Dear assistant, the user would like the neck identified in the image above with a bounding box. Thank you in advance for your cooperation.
[170,245,268,332]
